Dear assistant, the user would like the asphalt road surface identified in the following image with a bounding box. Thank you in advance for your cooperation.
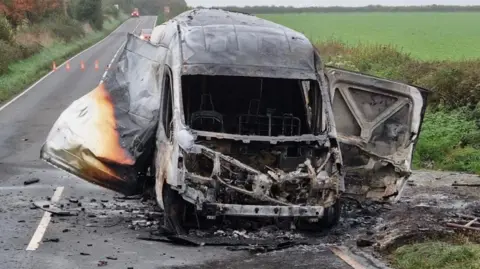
[0,16,365,269]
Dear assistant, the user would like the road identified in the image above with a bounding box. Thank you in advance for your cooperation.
[0,16,375,269]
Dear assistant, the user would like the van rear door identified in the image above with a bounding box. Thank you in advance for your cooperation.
[324,67,428,202]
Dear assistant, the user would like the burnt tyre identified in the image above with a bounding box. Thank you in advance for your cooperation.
[161,184,219,234]
[297,200,342,232]
[320,200,342,228]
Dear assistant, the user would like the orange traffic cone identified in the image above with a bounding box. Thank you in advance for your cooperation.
[66,61,70,71]
[95,60,99,71]
[80,60,85,71]
[52,61,57,71]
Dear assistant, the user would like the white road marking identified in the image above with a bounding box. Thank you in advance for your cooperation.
[133,17,144,34]
[26,186,64,251]
[329,246,366,269]
[0,18,134,113]
[100,41,126,84]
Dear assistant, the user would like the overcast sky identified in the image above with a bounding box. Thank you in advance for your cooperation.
[185,0,478,7]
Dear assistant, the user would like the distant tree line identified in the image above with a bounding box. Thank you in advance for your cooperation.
[201,5,480,14]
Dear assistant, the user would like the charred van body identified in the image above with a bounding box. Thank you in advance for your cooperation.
[40,9,428,233]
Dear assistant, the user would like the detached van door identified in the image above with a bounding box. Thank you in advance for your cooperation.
[324,67,428,202]
[40,34,164,196]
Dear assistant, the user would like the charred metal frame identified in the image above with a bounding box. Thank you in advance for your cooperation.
[150,12,345,219]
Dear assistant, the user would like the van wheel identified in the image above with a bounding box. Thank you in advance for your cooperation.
[297,200,342,232]
[162,184,187,235]
[319,200,342,228]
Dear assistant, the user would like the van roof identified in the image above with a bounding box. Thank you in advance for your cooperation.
[174,9,317,80]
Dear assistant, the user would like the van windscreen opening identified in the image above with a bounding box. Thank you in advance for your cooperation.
[181,75,319,136]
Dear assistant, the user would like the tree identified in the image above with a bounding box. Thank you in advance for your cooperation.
[70,0,103,29]
[0,0,62,26]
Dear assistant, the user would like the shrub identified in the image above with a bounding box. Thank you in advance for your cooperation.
[45,16,85,42]
[18,43,41,58]
[0,15,13,43]
[316,39,351,59]
[442,147,480,174]
[71,0,104,30]
[413,109,476,167]
[0,40,22,75]
[104,6,119,19]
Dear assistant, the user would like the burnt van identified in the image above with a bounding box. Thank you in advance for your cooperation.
[41,9,428,234]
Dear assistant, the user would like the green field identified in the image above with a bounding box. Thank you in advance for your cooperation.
[259,12,480,60]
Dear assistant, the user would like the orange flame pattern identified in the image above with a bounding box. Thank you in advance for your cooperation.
[84,83,134,166]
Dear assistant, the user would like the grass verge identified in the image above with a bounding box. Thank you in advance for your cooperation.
[0,14,127,104]
[413,108,480,173]
[392,241,480,269]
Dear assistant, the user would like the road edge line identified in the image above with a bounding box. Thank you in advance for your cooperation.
[26,186,64,251]
[0,18,131,113]
[329,246,366,269]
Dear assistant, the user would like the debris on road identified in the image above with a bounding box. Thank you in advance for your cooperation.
[80,252,90,256]
[137,229,321,253]
[23,178,40,185]
[114,195,142,201]
[452,182,480,187]
[33,201,78,216]
[43,238,60,243]
[356,237,375,248]
[446,214,480,231]
[106,256,117,260]
[97,260,108,267]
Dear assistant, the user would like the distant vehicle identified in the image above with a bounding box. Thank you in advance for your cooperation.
[139,29,152,41]
[131,8,139,17]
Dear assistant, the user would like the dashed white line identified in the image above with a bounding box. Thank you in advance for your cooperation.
[26,186,64,251]
[100,41,126,84]
[132,17,144,34]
